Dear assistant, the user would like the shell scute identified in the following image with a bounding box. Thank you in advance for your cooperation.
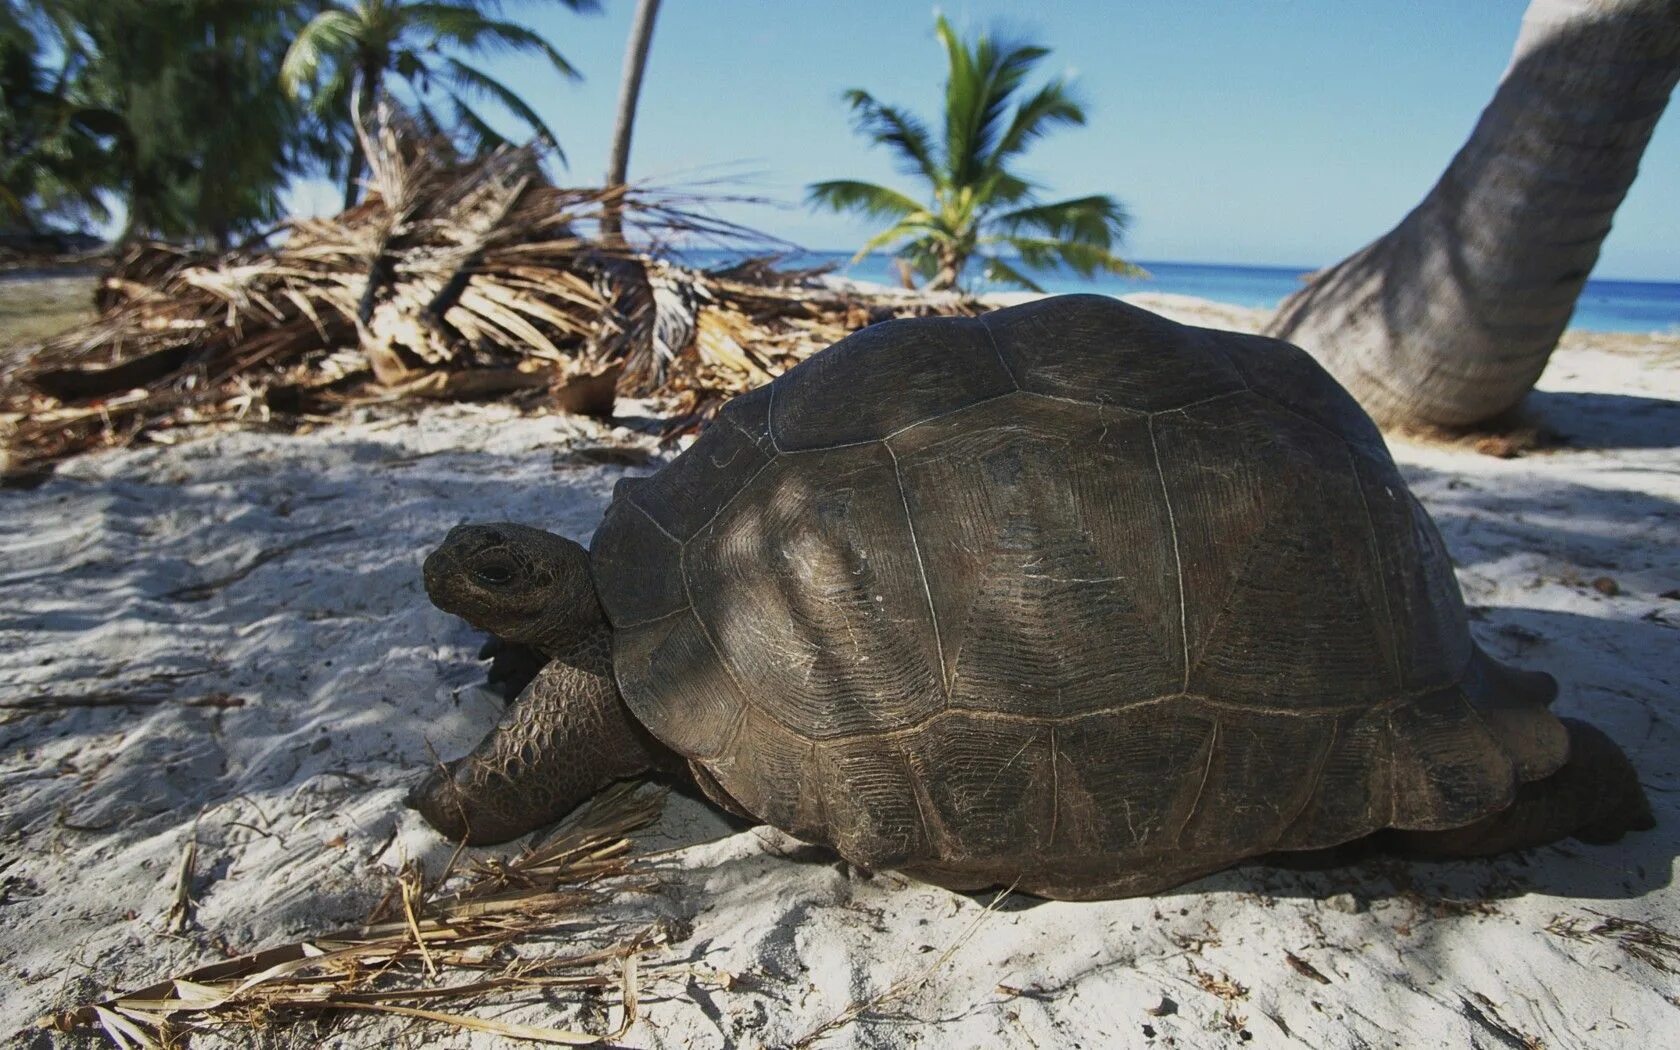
[769,315,1015,450]
[890,396,1182,713]
[983,294,1246,411]
[1153,396,1399,707]
[685,442,946,739]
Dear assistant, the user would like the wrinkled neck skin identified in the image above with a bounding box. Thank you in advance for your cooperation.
[523,584,612,667]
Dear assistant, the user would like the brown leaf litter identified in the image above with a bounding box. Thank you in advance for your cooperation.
[0,110,978,483]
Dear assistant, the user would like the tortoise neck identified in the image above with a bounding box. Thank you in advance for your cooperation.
[546,615,613,678]
[527,594,611,667]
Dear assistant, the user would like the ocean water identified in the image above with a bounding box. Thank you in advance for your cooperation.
[679,249,1680,335]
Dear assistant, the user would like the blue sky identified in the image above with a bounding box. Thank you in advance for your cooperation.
[290,0,1680,280]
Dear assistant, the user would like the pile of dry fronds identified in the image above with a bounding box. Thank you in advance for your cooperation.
[0,114,976,480]
[41,784,682,1047]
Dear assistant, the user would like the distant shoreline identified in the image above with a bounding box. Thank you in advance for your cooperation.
[818,271,1680,343]
[792,256,1680,337]
[790,252,1680,289]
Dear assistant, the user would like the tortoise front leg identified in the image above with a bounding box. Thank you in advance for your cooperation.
[409,635,669,845]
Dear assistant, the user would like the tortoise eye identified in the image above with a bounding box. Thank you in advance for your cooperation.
[472,561,516,586]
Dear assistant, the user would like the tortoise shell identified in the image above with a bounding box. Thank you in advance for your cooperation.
[590,294,1567,899]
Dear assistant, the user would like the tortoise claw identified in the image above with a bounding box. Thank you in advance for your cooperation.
[407,760,536,846]
[407,762,475,843]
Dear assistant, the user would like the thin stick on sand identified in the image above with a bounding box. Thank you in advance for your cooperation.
[40,784,671,1048]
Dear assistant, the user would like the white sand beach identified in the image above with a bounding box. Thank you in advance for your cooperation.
[3,293,1677,1048]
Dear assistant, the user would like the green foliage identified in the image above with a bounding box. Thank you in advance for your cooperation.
[1,0,594,244]
[0,1,117,232]
[2,0,326,245]
[808,15,1139,293]
[87,0,330,244]
[280,0,599,206]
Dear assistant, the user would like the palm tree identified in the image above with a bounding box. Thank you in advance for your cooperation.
[20,0,323,247]
[1265,0,1680,429]
[0,3,117,233]
[808,15,1138,293]
[281,0,599,209]
[599,0,661,243]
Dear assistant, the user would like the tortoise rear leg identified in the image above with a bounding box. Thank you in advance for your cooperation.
[1384,718,1654,859]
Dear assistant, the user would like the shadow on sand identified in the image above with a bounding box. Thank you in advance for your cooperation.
[3,411,1675,1028]
[1528,390,1680,451]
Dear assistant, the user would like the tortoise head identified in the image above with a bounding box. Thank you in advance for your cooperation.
[423,523,602,656]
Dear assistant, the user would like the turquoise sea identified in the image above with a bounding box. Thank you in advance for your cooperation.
[680,250,1680,335]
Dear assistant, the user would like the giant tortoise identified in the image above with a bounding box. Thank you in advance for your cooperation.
[409,294,1651,900]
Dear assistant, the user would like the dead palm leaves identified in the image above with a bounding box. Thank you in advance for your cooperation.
[0,112,978,480]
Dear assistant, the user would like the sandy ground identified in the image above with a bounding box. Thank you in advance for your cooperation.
[3,293,1678,1049]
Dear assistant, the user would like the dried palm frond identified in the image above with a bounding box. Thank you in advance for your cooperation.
[1,109,980,479]
[41,784,675,1048]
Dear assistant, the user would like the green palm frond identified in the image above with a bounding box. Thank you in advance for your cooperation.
[280,9,360,98]
[452,94,511,153]
[409,6,584,80]
[840,89,940,185]
[279,0,591,202]
[937,15,1047,184]
[967,41,1048,173]
[1000,235,1145,278]
[442,56,565,162]
[311,60,357,123]
[812,13,1135,292]
[393,49,431,90]
[853,227,918,265]
[806,179,928,223]
[412,98,446,139]
[996,195,1130,249]
[851,218,951,263]
[990,79,1085,169]
[979,254,1046,293]
[971,169,1035,209]
[401,2,498,40]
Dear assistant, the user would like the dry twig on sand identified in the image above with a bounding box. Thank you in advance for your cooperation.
[41,783,672,1048]
[1546,909,1680,973]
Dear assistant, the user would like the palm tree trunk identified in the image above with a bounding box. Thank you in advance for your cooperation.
[923,241,965,292]
[1265,0,1680,428]
[600,0,661,243]
[342,139,366,212]
[343,60,383,210]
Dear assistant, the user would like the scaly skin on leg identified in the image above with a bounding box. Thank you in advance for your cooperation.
[409,624,670,845]
[1383,718,1655,859]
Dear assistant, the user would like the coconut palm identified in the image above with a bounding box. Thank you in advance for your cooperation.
[281,0,599,209]
[808,15,1138,293]
[1265,0,1680,428]
[600,0,661,242]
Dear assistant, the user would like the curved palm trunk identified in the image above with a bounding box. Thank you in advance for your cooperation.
[1265,0,1680,428]
[343,59,384,210]
[342,140,366,211]
[600,0,661,243]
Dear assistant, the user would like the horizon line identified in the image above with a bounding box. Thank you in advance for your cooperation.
[678,248,1679,285]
